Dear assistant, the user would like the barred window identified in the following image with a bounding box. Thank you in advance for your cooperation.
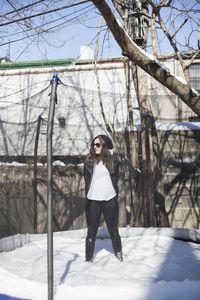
[189,63,200,93]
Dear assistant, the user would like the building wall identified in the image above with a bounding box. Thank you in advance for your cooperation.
[0,57,199,234]
[0,60,132,156]
[0,56,197,157]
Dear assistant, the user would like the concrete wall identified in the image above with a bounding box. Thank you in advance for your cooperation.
[0,56,197,157]
[0,60,131,156]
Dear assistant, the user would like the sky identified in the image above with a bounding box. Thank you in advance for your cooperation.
[0,227,200,300]
[1,0,121,62]
[1,0,200,63]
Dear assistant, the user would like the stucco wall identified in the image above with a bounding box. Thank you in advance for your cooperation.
[1,57,195,157]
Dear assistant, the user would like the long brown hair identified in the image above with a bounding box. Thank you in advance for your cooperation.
[86,135,114,173]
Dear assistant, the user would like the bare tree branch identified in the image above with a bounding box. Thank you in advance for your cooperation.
[91,0,200,115]
[94,16,113,134]
[4,0,46,17]
[0,1,90,27]
[151,9,157,57]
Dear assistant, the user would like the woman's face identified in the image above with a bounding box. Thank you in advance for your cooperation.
[93,138,103,155]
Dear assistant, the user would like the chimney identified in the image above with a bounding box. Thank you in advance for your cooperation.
[80,45,94,60]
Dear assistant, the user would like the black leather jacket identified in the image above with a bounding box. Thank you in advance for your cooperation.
[84,155,119,197]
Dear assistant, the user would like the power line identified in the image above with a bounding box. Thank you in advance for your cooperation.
[5,0,37,44]
[0,0,91,27]
[4,0,46,16]
[0,4,94,45]
[0,9,95,47]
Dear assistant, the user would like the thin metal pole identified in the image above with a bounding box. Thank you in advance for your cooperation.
[47,73,58,300]
[33,115,42,234]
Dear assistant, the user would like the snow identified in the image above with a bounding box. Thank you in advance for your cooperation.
[0,162,28,167]
[192,88,200,96]
[172,74,187,85]
[0,161,84,167]
[117,17,195,88]
[156,122,200,130]
[0,227,200,300]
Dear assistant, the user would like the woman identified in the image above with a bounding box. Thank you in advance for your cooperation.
[84,134,123,262]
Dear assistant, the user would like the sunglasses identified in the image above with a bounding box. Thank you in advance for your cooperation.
[93,143,101,148]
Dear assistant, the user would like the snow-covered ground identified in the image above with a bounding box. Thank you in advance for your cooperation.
[156,121,200,131]
[0,227,200,300]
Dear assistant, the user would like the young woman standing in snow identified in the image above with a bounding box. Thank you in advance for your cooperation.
[84,134,123,262]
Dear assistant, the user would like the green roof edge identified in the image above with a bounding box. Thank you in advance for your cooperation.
[0,53,176,71]
[0,57,123,70]
[0,58,76,70]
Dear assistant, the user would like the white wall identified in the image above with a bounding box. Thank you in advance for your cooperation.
[0,57,182,157]
[0,61,137,156]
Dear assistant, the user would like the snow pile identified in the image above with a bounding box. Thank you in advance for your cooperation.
[0,227,199,300]
[97,227,200,243]
[156,121,200,130]
[0,234,30,252]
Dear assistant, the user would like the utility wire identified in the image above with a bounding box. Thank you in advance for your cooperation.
[5,0,37,41]
[0,5,94,46]
[0,0,91,27]
[4,0,46,16]
[0,3,94,40]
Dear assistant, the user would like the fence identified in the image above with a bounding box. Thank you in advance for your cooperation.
[0,129,199,238]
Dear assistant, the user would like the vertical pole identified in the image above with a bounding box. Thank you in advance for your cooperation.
[47,73,58,300]
[124,58,136,226]
[34,115,42,233]
[144,112,156,226]
[144,112,152,226]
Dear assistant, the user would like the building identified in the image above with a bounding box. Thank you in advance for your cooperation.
[0,53,199,159]
[0,52,199,233]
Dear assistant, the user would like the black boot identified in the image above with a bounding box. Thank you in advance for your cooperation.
[111,234,123,261]
[85,237,95,262]
[115,251,123,261]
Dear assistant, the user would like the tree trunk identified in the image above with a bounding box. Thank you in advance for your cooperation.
[136,66,156,226]
[91,0,200,116]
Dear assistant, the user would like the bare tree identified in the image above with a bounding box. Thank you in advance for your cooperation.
[112,0,157,226]
[1,0,199,228]
[89,0,200,226]
[2,0,200,116]
[91,0,200,116]
[0,0,95,60]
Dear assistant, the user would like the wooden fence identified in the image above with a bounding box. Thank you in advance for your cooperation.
[0,163,128,237]
[0,129,199,238]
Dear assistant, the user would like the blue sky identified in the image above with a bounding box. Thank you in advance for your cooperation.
[1,0,199,62]
[1,0,120,61]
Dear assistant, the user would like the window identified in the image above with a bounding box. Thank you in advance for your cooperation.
[189,63,200,93]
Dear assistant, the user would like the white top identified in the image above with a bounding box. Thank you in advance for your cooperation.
[87,161,116,201]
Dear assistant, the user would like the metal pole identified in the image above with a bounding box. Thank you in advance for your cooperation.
[47,73,58,300]
[34,115,42,234]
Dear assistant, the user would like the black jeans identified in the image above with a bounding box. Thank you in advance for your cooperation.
[85,197,122,261]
